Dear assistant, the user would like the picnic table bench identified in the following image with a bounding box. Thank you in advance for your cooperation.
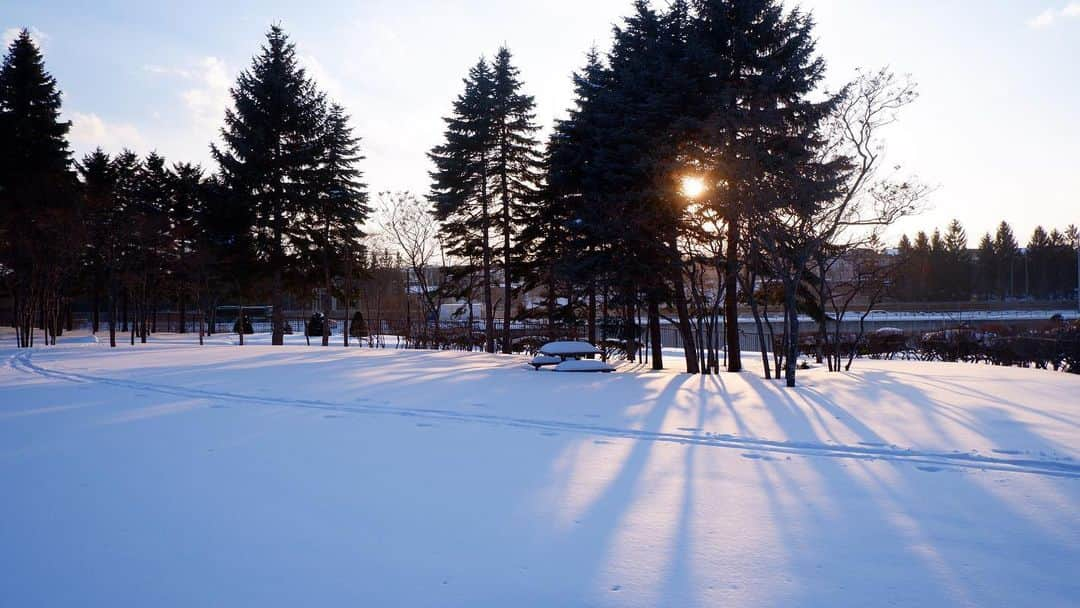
[530,341,614,373]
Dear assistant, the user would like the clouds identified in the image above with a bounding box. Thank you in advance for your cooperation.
[145,56,232,148]
[3,26,48,48]
[299,54,343,102]
[68,111,146,154]
[1027,3,1080,28]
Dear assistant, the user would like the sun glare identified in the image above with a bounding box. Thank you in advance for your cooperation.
[681,176,706,199]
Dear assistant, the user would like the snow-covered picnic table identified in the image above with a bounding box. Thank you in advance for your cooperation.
[530,341,614,373]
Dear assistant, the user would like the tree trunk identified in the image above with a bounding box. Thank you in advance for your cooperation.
[587,282,597,345]
[672,267,700,374]
[178,291,186,334]
[785,280,800,387]
[648,293,663,370]
[91,283,100,333]
[501,196,512,354]
[322,273,332,347]
[746,276,771,379]
[343,251,352,348]
[480,153,495,354]
[724,216,741,371]
[109,287,117,348]
[622,294,635,362]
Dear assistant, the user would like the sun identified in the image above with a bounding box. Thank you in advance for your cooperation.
[680,175,707,199]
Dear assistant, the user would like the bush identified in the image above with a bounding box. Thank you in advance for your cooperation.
[305,312,327,337]
[349,311,368,339]
[233,317,253,334]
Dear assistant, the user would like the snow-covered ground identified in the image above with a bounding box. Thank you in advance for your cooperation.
[1,332,1078,607]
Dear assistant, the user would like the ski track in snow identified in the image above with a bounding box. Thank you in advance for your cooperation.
[9,350,1080,480]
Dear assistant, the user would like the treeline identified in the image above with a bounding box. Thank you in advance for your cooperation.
[0,27,370,348]
[5,1,1075,387]
[893,219,1079,302]
[427,0,927,385]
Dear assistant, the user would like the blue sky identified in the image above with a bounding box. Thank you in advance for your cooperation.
[4,0,1079,243]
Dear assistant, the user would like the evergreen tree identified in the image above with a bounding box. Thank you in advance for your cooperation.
[993,221,1019,299]
[490,47,544,353]
[430,58,497,352]
[929,229,945,299]
[689,0,832,374]
[1026,226,1051,299]
[213,25,324,345]
[299,102,369,346]
[942,219,970,300]
[894,234,915,301]
[912,231,931,301]
[0,29,79,347]
[529,50,609,340]
[975,233,996,299]
[169,161,207,333]
[79,149,122,346]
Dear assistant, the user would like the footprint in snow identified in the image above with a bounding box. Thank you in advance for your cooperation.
[916,466,944,473]
[610,585,622,592]
[323,414,343,419]
[209,404,228,409]
[540,431,559,437]
[858,441,887,447]
[583,414,601,419]
[992,449,1021,455]
[593,440,614,445]
[677,427,702,432]
[416,422,436,428]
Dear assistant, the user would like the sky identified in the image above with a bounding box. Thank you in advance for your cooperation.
[4,0,1079,244]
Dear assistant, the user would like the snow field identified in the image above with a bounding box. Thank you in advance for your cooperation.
[0,332,1077,607]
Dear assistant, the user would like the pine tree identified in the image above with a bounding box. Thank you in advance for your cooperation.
[213,25,324,345]
[1026,226,1051,298]
[79,149,122,346]
[300,102,369,346]
[169,162,206,333]
[541,49,611,343]
[912,231,932,301]
[689,0,832,375]
[942,219,970,300]
[894,234,915,300]
[927,229,944,299]
[489,47,544,353]
[975,233,997,300]
[430,58,498,352]
[0,29,79,347]
[993,221,1019,299]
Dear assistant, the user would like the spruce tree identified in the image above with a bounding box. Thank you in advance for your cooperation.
[489,47,543,353]
[0,29,79,347]
[943,219,970,300]
[300,102,369,346]
[169,162,206,333]
[79,149,122,346]
[689,0,832,374]
[975,233,997,300]
[430,58,497,352]
[542,49,611,343]
[213,25,324,345]
[993,221,1019,299]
